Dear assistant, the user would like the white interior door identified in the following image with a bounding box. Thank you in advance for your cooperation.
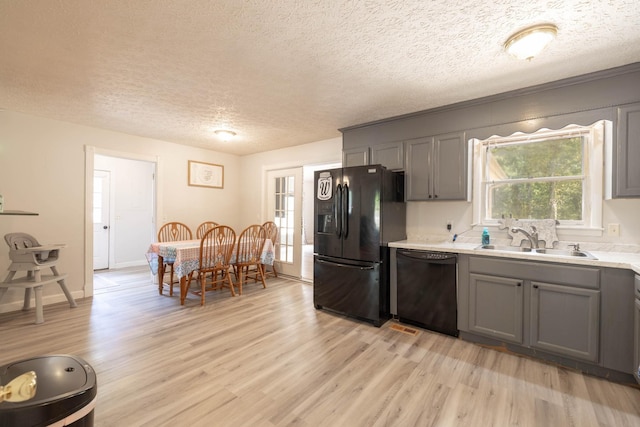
[266,168,302,277]
[93,170,110,270]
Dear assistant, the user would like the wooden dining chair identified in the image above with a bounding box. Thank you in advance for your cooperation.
[186,226,236,306]
[261,221,279,278]
[196,221,219,239]
[157,222,193,296]
[233,224,267,295]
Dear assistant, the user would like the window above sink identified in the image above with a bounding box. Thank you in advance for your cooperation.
[471,120,610,235]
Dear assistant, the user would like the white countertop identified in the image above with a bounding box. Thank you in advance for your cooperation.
[389,240,640,275]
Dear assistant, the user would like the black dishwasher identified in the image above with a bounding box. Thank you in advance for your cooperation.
[396,249,458,337]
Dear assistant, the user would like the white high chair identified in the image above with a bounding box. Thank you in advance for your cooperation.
[1,233,76,324]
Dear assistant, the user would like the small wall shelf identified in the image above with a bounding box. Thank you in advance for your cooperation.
[0,210,39,216]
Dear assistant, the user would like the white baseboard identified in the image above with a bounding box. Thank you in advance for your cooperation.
[110,260,148,269]
[0,289,84,314]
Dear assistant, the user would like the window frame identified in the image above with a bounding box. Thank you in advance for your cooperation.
[471,121,609,234]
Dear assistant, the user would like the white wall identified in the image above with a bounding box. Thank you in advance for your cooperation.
[0,110,241,313]
[406,201,473,241]
[405,197,640,246]
[601,198,640,245]
[302,167,315,244]
[238,137,342,227]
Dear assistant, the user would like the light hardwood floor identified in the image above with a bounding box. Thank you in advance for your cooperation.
[301,244,313,282]
[2,266,640,426]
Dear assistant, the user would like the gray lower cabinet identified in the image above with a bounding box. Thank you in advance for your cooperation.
[405,132,467,201]
[634,298,640,382]
[530,281,600,362]
[469,274,523,344]
[470,273,600,362]
[463,256,602,363]
[634,275,640,383]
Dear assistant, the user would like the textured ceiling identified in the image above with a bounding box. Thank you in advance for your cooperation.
[1,1,639,156]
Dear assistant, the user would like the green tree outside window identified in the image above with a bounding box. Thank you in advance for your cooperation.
[486,137,584,221]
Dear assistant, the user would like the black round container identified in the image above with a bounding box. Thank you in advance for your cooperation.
[0,354,97,427]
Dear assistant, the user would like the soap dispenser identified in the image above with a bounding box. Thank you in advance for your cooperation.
[482,227,490,245]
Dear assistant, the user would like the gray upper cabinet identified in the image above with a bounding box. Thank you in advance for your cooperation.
[405,137,432,199]
[406,132,467,201]
[343,147,368,167]
[370,141,404,171]
[615,102,640,197]
[433,133,467,200]
[344,141,404,170]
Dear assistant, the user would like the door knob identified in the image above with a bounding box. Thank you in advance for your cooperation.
[103,226,108,230]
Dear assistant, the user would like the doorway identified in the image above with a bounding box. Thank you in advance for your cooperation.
[84,147,158,296]
[266,168,303,277]
[264,162,340,282]
[93,154,155,272]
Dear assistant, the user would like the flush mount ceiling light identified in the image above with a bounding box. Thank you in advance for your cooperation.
[214,129,237,141]
[504,24,558,60]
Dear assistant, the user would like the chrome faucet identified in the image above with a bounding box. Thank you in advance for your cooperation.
[511,226,539,249]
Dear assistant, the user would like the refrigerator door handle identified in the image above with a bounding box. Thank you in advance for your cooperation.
[335,183,342,238]
[343,183,349,238]
[316,258,375,270]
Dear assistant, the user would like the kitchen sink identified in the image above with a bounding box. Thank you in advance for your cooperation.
[533,248,597,259]
[477,245,533,252]
[475,245,597,260]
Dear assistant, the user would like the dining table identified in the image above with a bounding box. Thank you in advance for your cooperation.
[146,239,275,305]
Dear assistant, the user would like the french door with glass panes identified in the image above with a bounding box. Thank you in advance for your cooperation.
[266,168,302,277]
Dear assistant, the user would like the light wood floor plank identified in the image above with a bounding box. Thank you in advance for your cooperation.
[0,266,639,427]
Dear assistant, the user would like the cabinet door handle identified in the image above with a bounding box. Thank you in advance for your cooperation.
[517,282,522,287]
[533,284,539,289]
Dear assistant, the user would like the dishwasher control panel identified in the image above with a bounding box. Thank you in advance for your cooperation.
[399,250,457,261]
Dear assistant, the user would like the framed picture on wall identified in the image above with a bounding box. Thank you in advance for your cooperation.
[188,160,224,188]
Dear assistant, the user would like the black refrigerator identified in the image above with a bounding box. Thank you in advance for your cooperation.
[313,164,406,326]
